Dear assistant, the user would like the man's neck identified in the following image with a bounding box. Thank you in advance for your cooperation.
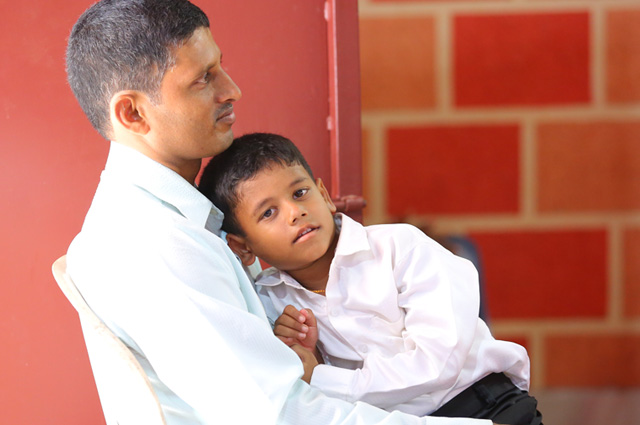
[113,138,201,184]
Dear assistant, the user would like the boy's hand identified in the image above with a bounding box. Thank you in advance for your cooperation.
[290,344,318,384]
[274,305,319,352]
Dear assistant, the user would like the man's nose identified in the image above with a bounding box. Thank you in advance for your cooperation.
[217,68,242,103]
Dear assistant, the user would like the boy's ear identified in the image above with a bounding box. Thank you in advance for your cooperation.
[226,233,257,267]
[110,91,150,136]
[315,178,337,214]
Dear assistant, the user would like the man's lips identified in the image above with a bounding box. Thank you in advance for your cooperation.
[293,226,318,243]
[216,104,235,123]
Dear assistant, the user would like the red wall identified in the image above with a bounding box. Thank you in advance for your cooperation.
[359,0,640,388]
[0,1,361,423]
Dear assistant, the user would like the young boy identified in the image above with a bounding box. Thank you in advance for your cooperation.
[198,133,542,425]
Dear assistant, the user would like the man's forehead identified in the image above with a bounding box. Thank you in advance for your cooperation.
[170,27,220,71]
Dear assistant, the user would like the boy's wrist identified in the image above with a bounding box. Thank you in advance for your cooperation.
[313,347,324,364]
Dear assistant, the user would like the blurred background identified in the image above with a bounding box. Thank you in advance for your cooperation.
[357,0,640,423]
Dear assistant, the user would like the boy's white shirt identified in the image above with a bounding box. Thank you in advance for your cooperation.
[255,213,530,416]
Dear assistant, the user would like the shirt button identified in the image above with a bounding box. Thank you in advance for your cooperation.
[360,345,368,353]
[330,308,340,316]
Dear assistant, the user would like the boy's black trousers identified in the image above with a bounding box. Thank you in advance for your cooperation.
[430,373,543,425]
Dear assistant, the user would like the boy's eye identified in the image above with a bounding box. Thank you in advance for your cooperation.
[261,208,275,220]
[293,188,308,199]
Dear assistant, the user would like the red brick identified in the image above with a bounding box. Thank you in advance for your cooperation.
[454,12,590,106]
[469,230,608,319]
[544,333,640,387]
[386,125,519,215]
[623,228,640,318]
[359,17,436,110]
[607,10,640,103]
[537,121,640,212]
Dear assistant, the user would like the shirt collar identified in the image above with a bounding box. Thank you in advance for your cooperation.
[256,267,305,289]
[333,213,371,257]
[256,213,372,289]
[104,141,224,233]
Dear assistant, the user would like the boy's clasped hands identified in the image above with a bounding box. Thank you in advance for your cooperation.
[274,305,321,383]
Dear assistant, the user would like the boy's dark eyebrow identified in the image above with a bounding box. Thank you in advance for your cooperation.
[288,176,307,187]
[250,197,274,219]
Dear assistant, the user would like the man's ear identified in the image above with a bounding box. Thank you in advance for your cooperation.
[226,233,257,266]
[110,91,150,136]
[315,178,337,214]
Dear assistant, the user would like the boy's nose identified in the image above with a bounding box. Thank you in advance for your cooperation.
[288,203,307,224]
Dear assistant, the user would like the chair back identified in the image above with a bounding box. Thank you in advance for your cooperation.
[52,255,167,425]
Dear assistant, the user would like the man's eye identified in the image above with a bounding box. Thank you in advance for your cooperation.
[293,188,308,199]
[197,72,212,84]
[261,208,275,219]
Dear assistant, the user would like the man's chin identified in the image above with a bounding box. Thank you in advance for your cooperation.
[208,132,234,157]
[220,132,234,150]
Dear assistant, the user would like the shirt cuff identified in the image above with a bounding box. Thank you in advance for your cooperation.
[310,363,355,401]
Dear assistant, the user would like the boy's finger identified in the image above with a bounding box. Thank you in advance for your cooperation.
[283,304,305,323]
[275,313,309,332]
[300,308,317,327]
[274,313,309,333]
[274,324,307,341]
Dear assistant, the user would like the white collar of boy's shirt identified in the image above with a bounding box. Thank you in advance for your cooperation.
[255,213,372,289]
[104,141,224,235]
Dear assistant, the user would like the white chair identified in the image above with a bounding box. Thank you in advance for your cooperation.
[52,255,167,425]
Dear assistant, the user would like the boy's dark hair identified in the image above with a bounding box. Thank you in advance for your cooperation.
[66,0,209,140]
[199,132,315,236]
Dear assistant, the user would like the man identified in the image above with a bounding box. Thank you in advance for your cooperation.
[65,1,497,424]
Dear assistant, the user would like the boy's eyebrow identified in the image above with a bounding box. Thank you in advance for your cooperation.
[288,176,308,187]
[250,197,273,219]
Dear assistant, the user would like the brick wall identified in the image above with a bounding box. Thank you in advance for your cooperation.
[359,0,640,389]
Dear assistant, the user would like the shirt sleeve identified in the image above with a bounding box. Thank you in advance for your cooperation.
[310,235,481,410]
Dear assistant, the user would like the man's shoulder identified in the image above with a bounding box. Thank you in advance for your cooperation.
[71,177,226,275]
[85,174,197,230]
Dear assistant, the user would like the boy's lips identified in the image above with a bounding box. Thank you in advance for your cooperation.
[293,226,318,243]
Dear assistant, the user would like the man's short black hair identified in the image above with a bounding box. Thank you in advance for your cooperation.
[199,132,315,236]
[66,0,209,139]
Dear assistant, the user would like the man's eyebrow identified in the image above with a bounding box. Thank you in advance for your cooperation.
[192,52,222,81]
